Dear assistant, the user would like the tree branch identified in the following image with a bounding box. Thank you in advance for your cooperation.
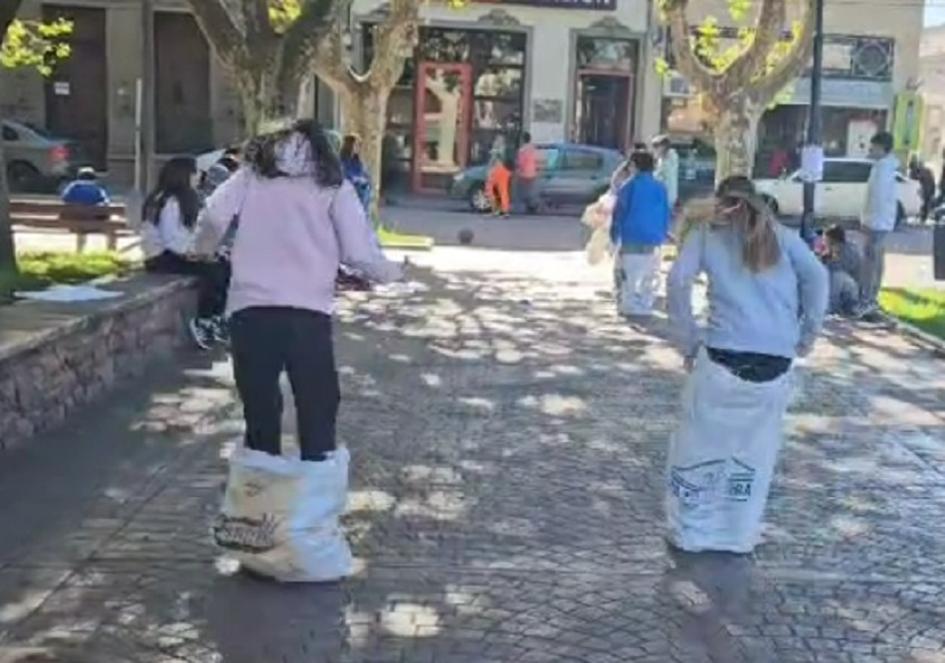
[0,0,25,40]
[312,3,359,92]
[365,0,419,90]
[725,0,786,83]
[186,0,246,68]
[242,0,274,45]
[664,0,721,96]
[749,0,815,104]
[281,0,337,92]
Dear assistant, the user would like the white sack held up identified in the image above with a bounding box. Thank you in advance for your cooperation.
[581,192,616,266]
[213,446,353,582]
[666,349,794,554]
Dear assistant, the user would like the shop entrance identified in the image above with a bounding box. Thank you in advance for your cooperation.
[575,71,633,151]
[412,63,473,192]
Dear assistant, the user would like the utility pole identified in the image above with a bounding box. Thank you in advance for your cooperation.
[800,0,825,244]
[139,0,155,195]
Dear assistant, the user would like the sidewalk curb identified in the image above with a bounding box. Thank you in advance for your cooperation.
[881,313,945,356]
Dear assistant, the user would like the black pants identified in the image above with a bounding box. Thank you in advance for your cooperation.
[145,251,230,319]
[230,307,339,461]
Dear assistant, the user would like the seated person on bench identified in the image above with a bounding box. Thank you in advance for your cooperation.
[61,167,110,206]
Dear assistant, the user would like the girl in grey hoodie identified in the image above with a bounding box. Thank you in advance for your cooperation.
[665,176,828,553]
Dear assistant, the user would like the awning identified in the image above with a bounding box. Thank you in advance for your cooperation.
[782,78,894,110]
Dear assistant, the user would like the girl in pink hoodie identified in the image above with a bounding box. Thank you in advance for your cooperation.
[195,120,401,461]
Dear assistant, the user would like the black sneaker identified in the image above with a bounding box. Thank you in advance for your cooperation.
[189,318,214,350]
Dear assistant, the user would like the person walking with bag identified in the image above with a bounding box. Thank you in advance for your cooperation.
[665,176,828,554]
[196,120,402,582]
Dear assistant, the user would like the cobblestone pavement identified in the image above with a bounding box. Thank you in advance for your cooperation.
[1,248,945,663]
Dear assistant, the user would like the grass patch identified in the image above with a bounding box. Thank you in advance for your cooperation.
[18,251,130,284]
[1,251,131,304]
[377,226,434,251]
[880,288,945,341]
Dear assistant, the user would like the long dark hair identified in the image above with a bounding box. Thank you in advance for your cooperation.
[244,119,343,187]
[144,156,200,229]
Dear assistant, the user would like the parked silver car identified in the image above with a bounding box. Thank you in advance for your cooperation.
[2,120,83,192]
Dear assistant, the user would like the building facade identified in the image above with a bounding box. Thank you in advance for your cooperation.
[1,0,660,192]
[0,0,924,191]
[661,0,923,175]
[351,0,662,192]
[920,25,945,173]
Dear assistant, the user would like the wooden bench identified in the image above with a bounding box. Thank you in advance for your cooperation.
[10,198,136,253]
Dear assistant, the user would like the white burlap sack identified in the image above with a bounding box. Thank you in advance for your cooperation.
[583,193,617,265]
[586,227,614,266]
[666,349,794,553]
[581,192,616,230]
[214,446,353,582]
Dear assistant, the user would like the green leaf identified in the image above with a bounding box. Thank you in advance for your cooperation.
[2,18,74,76]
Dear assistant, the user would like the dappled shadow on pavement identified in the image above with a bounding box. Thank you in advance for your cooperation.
[0,253,944,662]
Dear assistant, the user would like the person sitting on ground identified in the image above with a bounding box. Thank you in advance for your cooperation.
[610,151,671,317]
[666,175,828,554]
[61,166,110,206]
[486,154,513,218]
[821,225,862,316]
[140,156,230,350]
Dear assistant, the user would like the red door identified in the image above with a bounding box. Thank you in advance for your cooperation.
[412,63,473,193]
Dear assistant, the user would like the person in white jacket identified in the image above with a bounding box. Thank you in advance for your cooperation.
[858,131,899,317]
[652,135,679,209]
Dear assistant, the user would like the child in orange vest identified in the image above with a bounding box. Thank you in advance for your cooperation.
[486,157,513,217]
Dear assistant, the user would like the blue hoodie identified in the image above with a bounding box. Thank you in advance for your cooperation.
[610,172,670,248]
[62,180,110,206]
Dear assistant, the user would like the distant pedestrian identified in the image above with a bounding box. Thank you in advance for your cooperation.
[821,225,862,316]
[340,134,372,213]
[610,151,671,316]
[666,175,828,554]
[652,135,679,209]
[61,166,110,206]
[768,145,791,178]
[516,132,541,213]
[939,148,945,204]
[908,155,936,222]
[486,155,513,218]
[858,132,898,319]
[200,147,241,199]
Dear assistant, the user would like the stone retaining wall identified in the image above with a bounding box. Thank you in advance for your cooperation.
[0,276,195,450]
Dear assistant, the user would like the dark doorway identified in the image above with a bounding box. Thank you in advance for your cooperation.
[155,12,212,154]
[575,72,632,151]
[43,5,107,169]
